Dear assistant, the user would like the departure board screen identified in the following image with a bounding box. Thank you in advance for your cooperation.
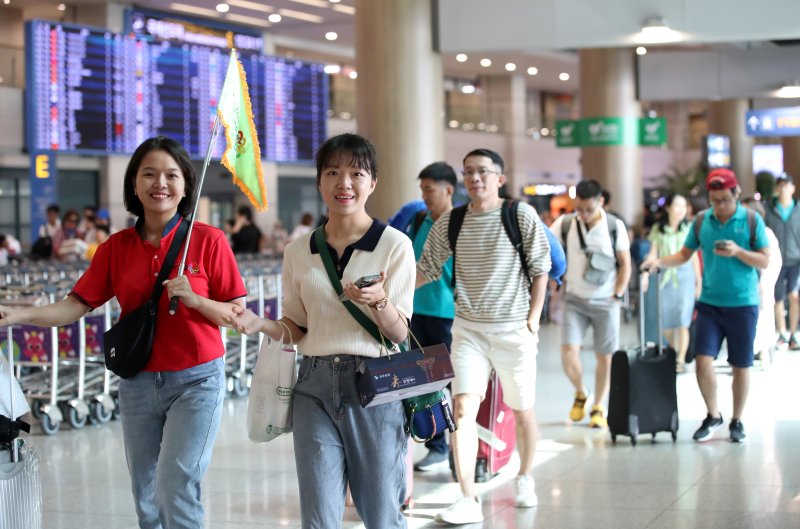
[26,20,328,162]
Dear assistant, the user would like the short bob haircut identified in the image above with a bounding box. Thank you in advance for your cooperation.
[463,148,505,173]
[418,161,458,188]
[123,136,196,218]
[314,133,378,186]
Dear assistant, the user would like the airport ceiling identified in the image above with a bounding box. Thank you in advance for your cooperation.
[9,0,800,97]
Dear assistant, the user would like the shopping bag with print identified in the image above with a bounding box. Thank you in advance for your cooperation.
[247,323,297,442]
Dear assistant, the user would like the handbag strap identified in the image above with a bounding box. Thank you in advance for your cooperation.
[313,226,405,351]
[149,218,190,304]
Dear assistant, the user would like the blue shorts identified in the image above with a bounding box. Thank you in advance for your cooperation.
[693,302,758,368]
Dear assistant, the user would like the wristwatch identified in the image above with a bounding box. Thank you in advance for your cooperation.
[370,297,389,311]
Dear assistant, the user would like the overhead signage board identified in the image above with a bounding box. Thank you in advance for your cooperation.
[555,117,666,147]
[745,107,800,137]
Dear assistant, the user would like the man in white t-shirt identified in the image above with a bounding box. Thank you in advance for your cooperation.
[550,180,631,429]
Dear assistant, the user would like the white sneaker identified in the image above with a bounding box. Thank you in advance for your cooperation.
[434,495,484,525]
[514,475,538,508]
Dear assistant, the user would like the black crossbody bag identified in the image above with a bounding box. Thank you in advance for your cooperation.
[104,219,189,379]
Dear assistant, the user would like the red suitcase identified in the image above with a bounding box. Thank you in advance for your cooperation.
[450,372,517,483]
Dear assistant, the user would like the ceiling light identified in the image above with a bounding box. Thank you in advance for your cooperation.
[449,120,459,128]
[226,13,270,26]
[461,85,476,94]
[57,3,66,11]
[332,4,354,14]
[777,81,800,98]
[268,13,282,22]
[456,53,468,63]
[290,0,330,8]
[216,3,230,13]
[228,0,274,13]
[278,8,324,22]
[348,70,357,80]
[505,62,516,72]
[3,0,10,5]
[480,58,492,67]
[169,3,220,17]
[640,16,681,43]
[323,64,341,74]
[527,67,538,76]
[329,0,341,3]
[636,46,647,55]
[559,72,570,81]
[325,31,338,41]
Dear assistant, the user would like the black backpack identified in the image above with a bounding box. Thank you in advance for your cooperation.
[31,236,52,260]
[446,199,531,288]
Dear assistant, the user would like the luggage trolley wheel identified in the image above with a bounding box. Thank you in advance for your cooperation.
[231,375,249,397]
[112,397,121,420]
[671,430,677,442]
[90,400,113,424]
[610,433,617,444]
[41,414,61,435]
[31,400,45,419]
[630,435,637,447]
[66,404,88,429]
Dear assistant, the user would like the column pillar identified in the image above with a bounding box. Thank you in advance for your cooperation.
[579,48,642,226]
[354,0,443,220]
[708,99,754,195]
[480,74,527,196]
[782,136,800,187]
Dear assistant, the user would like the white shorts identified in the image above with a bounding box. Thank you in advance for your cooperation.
[450,319,538,410]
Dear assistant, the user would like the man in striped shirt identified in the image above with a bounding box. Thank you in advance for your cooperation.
[417,149,551,525]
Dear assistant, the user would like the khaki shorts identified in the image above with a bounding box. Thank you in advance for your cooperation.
[450,319,538,410]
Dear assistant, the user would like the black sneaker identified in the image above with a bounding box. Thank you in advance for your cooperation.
[693,414,724,442]
[729,419,746,443]
[413,450,449,472]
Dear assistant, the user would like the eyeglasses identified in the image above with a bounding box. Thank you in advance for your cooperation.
[710,196,735,206]
[461,168,498,178]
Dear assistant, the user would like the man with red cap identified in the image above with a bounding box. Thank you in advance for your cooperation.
[643,168,769,443]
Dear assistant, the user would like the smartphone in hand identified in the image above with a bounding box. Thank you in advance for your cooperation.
[354,274,382,288]
[714,240,729,250]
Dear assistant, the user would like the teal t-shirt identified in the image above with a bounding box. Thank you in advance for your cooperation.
[412,212,455,319]
[683,204,769,307]
[777,200,795,223]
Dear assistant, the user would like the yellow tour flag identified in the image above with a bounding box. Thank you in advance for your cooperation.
[218,50,267,210]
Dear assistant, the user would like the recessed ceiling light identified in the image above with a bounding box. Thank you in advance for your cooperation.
[527,67,538,76]
[480,58,492,67]
[278,8,324,23]
[636,46,647,55]
[331,4,354,14]
[329,0,341,3]
[559,72,570,81]
[323,64,341,74]
[3,0,10,5]
[325,31,338,41]
[777,82,800,98]
[456,53,467,63]
[640,16,681,43]
[348,70,358,80]
[216,3,230,13]
[169,3,220,17]
[291,0,330,8]
[461,85,476,94]
[505,62,516,72]
[268,13,282,22]
[57,3,66,11]
[228,0,274,13]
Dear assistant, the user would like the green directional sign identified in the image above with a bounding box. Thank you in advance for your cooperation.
[555,117,667,147]
[639,117,667,146]
[555,120,581,147]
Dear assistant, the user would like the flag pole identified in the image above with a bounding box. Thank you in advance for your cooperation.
[168,112,222,315]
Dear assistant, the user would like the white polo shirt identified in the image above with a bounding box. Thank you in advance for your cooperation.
[551,210,630,300]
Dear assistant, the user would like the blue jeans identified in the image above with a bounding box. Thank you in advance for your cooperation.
[118,358,225,529]
[293,354,408,529]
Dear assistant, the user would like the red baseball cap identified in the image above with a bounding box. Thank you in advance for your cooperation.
[706,168,738,190]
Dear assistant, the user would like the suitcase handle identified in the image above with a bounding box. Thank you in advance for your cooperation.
[638,269,663,356]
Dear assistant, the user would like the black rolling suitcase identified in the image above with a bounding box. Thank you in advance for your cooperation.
[608,270,679,446]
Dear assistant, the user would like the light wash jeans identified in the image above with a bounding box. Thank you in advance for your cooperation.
[118,358,225,529]
[293,354,408,529]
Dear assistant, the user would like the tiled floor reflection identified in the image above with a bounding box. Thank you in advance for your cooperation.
[25,323,800,528]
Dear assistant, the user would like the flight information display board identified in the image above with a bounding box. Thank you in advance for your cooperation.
[26,20,328,162]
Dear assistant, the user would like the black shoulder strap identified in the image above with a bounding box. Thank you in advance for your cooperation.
[746,208,757,249]
[502,200,532,288]
[447,204,469,288]
[693,210,707,242]
[410,210,428,239]
[150,218,189,304]
[313,227,401,350]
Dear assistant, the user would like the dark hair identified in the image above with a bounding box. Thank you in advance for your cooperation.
[123,136,196,218]
[0,234,6,246]
[95,225,110,236]
[301,212,314,226]
[463,149,504,173]
[576,180,603,200]
[418,161,457,187]
[655,193,689,232]
[314,133,378,186]
[46,204,60,214]
[601,190,611,206]
[237,205,254,222]
[62,209,80,223]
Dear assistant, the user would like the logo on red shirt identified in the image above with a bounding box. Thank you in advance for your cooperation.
[187,263,200,274]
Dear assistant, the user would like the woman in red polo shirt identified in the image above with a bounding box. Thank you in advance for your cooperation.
[0,136,247,528]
